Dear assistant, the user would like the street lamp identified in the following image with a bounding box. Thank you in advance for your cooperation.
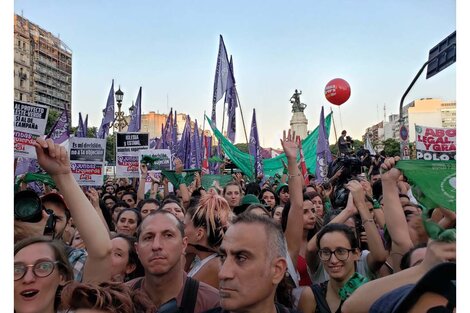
[112,86,133,132]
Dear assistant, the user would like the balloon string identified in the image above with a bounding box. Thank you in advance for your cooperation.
[338,106,343,130]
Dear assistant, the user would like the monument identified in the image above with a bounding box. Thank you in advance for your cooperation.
[289,89,308,140]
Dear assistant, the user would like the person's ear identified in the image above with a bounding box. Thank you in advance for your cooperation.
[182,236,188,252]
[271,257,288,285]
[126,263,137,275]
[196,227,205,241]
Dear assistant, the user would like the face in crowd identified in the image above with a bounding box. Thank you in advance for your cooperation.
[42,199,69,240]
[14,238,72,313]
[140,202,159,220]
[278,188,289,204]
[159,202,185,222]
[116,209,141,237]
[224,185,242,209]
[218,217,287,312]
[135,212,187,276]
[272,206,284,224]
[261,190,276,209]
[110,236,137,282]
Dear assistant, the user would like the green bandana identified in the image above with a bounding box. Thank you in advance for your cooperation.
[338,272,369,301]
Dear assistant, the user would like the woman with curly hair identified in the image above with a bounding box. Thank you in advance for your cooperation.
[184,191,231,288]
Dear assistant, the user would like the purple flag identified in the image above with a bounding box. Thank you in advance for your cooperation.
[170,110,178,156]
[128,87,142,132]
[84,114,88,137]
[96,80,115,139]
[177,115,192,168]
[225,56,237,143]
[249,109,263,178]
[189,119,202,168]
[15,157,40,176]
[161,108,173,149]
[211,35,231,126]
[77,112,85,137]
[47,107,70,144]
[315,106,333,183]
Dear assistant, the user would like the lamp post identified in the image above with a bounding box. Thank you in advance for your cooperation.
[111,86,134,132]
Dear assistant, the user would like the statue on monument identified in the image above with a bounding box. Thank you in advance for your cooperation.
[290,89,307,113]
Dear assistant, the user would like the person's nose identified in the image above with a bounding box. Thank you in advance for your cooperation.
[151,235,163,251]
[218,258,234,281]
[22,267,36,284]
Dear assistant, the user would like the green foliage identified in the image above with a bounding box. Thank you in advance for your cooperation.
[234,143,249,153]
[382,138,400,157]
[106,133,116,165]
[45,108,61,135]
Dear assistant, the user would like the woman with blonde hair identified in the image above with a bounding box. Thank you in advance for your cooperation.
[184,191,231,288]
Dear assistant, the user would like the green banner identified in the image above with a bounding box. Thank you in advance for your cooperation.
[206,112,332,180]
[396,160,456,212]
[161,170,234,191]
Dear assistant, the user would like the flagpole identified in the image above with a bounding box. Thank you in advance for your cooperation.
[234,87,254,177]
[330,107,340,157]
[221,101,226,137]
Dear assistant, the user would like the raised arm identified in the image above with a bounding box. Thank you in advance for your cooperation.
[281,130,304,266]
[346,180,387,273]
[380,157,413,271]
[136,163,148,203]
[34,138,112,283]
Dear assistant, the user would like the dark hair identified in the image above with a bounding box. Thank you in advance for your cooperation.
[60,281,136,313]
[116,208,143,233]
[102,195,118,205]
[259,188,279,208]
[400,243,428,270]
[98,199,115,231]
[372,180,383,201]
[111,201,130,215]
[136,210,185,240]
[281,192,322,232]
[316,223,359,250]
[115,186,127,196]
[245,204,271,217]
[111,234,145,281]
[159,198,185,214]
[136,198,160,212]
[245,182,261,197]
[122,191,137,203]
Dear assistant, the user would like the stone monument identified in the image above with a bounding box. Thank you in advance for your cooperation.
[289,89,308,140]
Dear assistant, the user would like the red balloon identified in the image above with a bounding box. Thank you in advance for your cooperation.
[324,78,351,106]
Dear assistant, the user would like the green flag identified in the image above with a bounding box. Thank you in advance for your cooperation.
[396,160,456,212]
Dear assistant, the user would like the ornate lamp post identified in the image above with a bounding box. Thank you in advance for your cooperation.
[112,86,134,132]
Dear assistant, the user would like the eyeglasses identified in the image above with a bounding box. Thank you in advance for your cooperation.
[14,260,60,281]
[318,248,354,261]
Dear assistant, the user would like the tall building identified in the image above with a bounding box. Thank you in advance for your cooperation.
[140,111,203,139]
[14,14,72,121]
[403,98,456,141]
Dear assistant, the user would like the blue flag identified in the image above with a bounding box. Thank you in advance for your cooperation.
[211,35,231,126]
[225,56,237,143]
[47,107,70,144]
[128,87,142,132]
[315,106,333,183]
[249,109,263,178]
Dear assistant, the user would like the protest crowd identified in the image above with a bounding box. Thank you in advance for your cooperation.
[13,120,456,313]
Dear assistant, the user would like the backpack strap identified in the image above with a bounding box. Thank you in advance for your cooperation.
[309,284,331,313]
[180,277,200,313]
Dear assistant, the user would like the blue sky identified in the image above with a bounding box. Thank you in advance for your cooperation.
[13,0,456,148]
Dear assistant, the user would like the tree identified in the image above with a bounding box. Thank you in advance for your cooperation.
[45,108,61,135]
[105,133,116,165]
[382,138,400,157]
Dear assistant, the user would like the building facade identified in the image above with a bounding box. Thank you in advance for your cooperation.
[14,14,72,120]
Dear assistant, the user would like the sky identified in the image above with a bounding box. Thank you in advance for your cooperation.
[11,0,456,148]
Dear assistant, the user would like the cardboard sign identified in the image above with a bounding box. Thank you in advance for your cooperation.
[415,125,456,161]
[14,101,49,158]
[116,132,149,177]
[69,137,106,186]
[139,149,172,193]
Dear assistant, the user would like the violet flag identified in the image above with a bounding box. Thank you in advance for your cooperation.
[84,114,88,137]
[96,80,115,139]
[47,107,70,144]
[189,119,202,168]
[76,112,85,137]
[161,108,173,149]
[249,109,263,178]
[177,115,192,168]
[315,106,333,183]
[128,87,142,132]
[170,110,178,156]
[211,35,231,126]
[225,56,237,143]
[15,157,40,176]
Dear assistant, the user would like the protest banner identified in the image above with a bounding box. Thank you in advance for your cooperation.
[139,149,172,193]
[69,137,106,186]
[14,101,49,158]
[415,125,456,161]
[116,132,149,177]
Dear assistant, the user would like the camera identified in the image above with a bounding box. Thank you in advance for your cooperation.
[14,189,44,222]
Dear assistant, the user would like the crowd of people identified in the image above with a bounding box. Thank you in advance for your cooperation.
[13,132,456,313]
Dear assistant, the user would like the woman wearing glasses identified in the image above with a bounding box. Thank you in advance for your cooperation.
[14,236,73,313]
[297,223,367,313]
